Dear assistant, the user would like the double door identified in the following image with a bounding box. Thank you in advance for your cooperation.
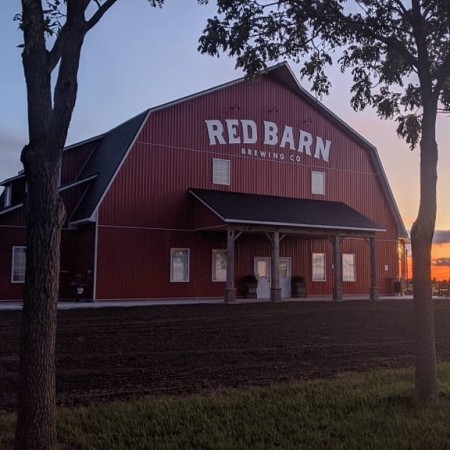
[254,257,291,299]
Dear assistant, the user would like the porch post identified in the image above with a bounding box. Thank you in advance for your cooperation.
[369,236,379,301]
[332,235,343,301]
[271,230,282,302]
[224,229,236,303]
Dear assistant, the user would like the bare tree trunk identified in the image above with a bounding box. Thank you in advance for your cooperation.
[15,3,86,447]
[412,101,439,404]
[15,154,65,450]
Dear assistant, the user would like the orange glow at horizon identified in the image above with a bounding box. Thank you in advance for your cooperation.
[406,243,450,281]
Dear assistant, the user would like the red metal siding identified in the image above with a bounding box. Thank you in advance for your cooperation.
[95,75,400,299]
[100,76,397,238]
[59,225,95,300]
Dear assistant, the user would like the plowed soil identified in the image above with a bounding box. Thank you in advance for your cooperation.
[2,299,450,412]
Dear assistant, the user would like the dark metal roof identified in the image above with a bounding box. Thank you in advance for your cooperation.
[69,110,149,223]
[190,189,385,233]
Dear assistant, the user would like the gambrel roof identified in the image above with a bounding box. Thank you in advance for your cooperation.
[0,63,407,238]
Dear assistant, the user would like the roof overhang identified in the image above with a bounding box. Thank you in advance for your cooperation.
[190,188,386,236]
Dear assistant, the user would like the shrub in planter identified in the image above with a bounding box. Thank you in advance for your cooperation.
[292,276,307,298]
[243,274,258,299]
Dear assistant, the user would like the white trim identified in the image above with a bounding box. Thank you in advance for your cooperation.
[0,224,27,229]
[92,213,99,302]
[89,110,151,222]
[63,134,104,152]
[189,190,226,221]
[189,190,384,233]
[97,224,196,232]
[225,218,385,233]
[0,203,23,216]
[11,246,26,284]
[211,249,227,282]
[1,175,99,218]
[1,173,25,185]
[68,218,96,227]
[170,248,190,283]
[59,174,98,192]
[4,185,11,208]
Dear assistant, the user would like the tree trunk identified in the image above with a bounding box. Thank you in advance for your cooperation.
[412,101,439,404]
[14,150,65,450]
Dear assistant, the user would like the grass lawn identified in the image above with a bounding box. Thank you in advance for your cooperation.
[3,365,450,449]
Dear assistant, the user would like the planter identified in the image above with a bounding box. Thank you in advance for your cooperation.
[243,274,258,299]
[292,277,307,298]
[245,284,258,299]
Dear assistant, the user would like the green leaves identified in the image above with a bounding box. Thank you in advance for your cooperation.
[397,114,421,150]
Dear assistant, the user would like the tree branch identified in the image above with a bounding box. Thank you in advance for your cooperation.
[48,24,69,72]
[86,0,118,32]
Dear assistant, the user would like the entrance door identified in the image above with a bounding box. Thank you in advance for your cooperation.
[254,257,271,299]
[279,257,291,298]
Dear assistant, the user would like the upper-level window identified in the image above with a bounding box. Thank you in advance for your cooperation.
[11,246,26,283]
[213,158,230,185]
[343,253,356,282]
[3,185,11,208]
[311,171,325,195]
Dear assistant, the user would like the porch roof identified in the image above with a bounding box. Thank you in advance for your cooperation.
[189,189,385,234]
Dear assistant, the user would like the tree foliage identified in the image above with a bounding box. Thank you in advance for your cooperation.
[200,0,450,148]
[200,0,450,405]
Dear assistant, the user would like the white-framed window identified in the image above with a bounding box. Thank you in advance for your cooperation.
[311,171,325,195]
[3,185,11,208]
[11,246,26,283]
[213,158,231,185]
[212,249,227,282]
[170,248,190,282]
[312,252,326,281]
[343,253,356,282]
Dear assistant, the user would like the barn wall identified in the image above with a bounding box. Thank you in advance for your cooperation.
[96,75,400,300]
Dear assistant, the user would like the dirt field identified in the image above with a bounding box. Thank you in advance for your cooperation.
[2,299,450,412]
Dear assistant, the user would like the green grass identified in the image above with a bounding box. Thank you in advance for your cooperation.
[4,365,450,449]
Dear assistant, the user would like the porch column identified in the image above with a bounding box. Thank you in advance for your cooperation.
[369,236,379,301]
[224,229,236,303]
[271,231,282,302]
[332,235,343,301]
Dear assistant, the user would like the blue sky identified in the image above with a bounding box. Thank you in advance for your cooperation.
[1,1,450,229]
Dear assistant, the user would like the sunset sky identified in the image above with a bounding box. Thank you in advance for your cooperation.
[1,1,449,279]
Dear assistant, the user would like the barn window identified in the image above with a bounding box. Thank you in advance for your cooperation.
[213,158,230,185]
[11,246,26,283]
[170,248,190,282]
[212,249,227,282]
[311,171,325,195]
[312,252,326,281]
[343,253,356,281]
[3,185,11,208]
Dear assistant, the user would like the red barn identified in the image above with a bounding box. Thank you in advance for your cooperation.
[0,63,408,302]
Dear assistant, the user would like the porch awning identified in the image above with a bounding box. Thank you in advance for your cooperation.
[189,188,385,233]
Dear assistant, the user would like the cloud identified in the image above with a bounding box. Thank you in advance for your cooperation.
[0,126,25,182]
[433,230,450,244]
[434,258,450,267]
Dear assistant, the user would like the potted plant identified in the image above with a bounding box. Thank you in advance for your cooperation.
[243,274,258,299]
[292,276,307,298]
